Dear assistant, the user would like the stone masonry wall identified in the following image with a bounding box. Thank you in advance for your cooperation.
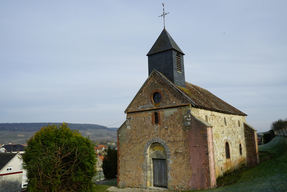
[118,106,195,191]
[125,71,190,113]
[191,108,247,177]
[244,123,259,167]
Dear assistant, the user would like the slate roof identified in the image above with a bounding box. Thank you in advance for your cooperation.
[0,153,17,171]
[147,28,184,56]
[2,144,25,153]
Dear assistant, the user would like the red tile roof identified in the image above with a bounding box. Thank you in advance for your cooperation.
[94,144,107,150]
[98,155,105,161]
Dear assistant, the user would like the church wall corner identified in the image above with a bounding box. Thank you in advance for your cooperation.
[190,108,248,178]
[187,115,216,190]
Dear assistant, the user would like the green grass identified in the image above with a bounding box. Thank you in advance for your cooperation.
[185,136,287,192]
[94,179,117,192]
[93,184,112,192]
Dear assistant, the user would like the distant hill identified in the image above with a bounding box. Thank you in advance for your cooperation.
[0,123,118,144]
[0,123,117,132]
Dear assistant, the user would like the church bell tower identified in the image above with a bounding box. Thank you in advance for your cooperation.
[147,28,186,87]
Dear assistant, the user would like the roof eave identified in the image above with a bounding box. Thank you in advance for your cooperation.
[146,48,185,56]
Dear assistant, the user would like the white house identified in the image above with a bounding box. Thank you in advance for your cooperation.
[0,153,28,191]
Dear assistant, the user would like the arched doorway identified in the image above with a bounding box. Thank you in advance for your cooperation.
[149,143,167,187]
[144,138,170,189]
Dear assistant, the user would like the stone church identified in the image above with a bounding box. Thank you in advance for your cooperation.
[117,28,259,191]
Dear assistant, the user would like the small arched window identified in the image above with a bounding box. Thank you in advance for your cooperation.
[238,120,241,127]
[224,117,227,126]
[205,115,208,122]
[239,144,242,155]
[225,142,230,159]
[154,112,159,124]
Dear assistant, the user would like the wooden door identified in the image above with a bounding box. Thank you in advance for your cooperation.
[153,159,167,187]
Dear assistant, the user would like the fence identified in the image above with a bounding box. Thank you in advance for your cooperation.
[275,127,287,136]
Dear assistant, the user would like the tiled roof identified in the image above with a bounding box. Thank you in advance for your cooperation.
[153,70,247,116]
[177,82,247,116]
[98,155,105,161]
[0,153,17,171]
[94,145,107,150]
[125,70,247,116]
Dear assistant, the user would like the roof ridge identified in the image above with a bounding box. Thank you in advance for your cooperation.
[153,70,196,106]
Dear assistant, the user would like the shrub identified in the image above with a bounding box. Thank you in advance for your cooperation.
[271,118,287,130]
[22,123,96,192]
[102,147,117,179]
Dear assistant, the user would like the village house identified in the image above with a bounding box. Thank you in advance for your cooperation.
[1,144,25,154]
[117,28,259,190]
[0,153,27,191]
[96,154,105,172]
[95,144,107,172]
[94,144,107,154]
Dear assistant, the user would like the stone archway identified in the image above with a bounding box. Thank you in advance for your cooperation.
[143,138,170,188]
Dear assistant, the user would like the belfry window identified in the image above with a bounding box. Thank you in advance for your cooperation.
[225,142,230,159]
[176,52,181,73]
[239,144,242,155]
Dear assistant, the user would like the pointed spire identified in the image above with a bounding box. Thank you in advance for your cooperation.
[147,28,184,56]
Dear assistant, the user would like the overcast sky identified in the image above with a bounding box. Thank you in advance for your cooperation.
[1,1,286,132]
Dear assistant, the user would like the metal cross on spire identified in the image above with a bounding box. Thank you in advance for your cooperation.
[159,3,169,29]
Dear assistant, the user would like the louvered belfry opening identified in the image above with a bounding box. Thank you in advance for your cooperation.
[176,52,181,73]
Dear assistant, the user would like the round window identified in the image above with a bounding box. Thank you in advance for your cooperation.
[153,92,162,104]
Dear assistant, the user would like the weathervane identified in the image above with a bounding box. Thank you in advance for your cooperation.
[159,3,169,28]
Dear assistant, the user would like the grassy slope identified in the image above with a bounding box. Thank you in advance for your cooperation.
[192,136,287,192]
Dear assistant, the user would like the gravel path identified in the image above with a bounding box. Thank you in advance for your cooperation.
[107,186,169,192]
[96,179,170,192]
